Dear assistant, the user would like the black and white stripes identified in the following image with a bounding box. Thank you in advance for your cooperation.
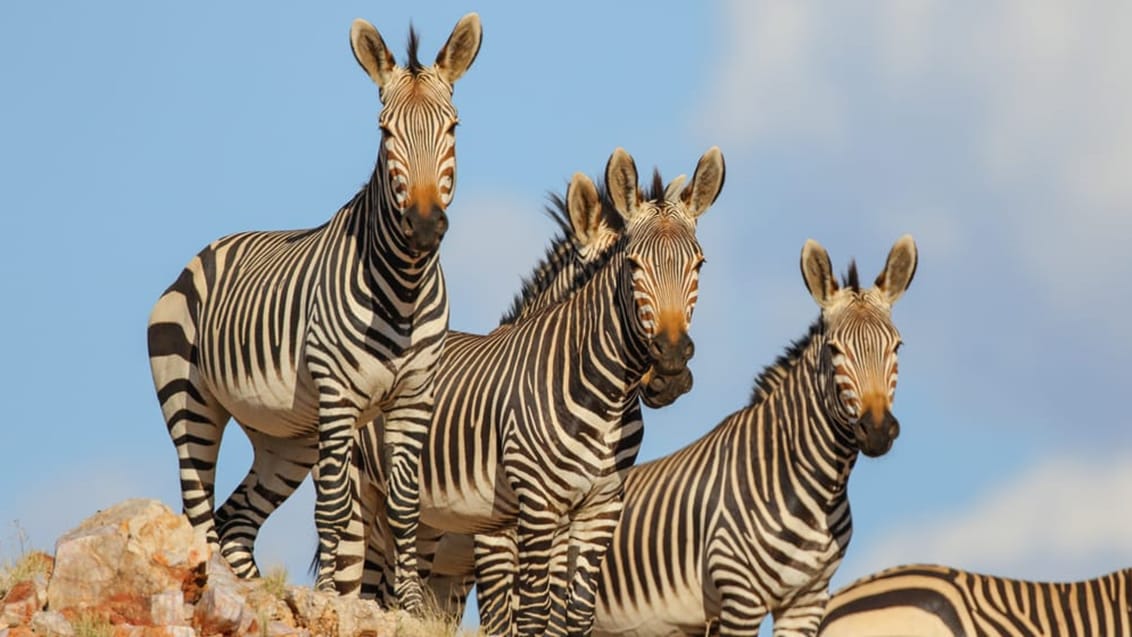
[819,564,1132,637]
[145,13,481,612]
[590,236,918,636]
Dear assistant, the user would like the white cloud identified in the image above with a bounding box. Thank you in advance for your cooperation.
[698,0,1132,339]
[695,0,844,146]
[852,449,1132,583]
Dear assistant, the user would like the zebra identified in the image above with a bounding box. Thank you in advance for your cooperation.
[588,235,918,636]
[145,14,482,610]
[343,170,694,611]
[818,564,1132,637]
[353,147,725,635]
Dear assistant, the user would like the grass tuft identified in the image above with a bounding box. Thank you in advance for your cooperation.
[0,522,50,598]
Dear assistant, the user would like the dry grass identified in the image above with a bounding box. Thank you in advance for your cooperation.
[258,564,290,599]
[71,612,114,637]
[0,522,50,598]
[393,585,486,637]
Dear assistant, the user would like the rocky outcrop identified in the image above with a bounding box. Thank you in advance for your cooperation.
[0,499,399,637]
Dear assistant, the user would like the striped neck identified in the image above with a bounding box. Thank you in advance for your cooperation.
[360,161,439,276]
[767,338,860,505]
[559,249,653,402]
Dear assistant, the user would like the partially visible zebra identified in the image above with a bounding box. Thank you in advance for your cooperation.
[146,14,481,610]
[354,148,725,635]
[589,236,918,636]
[344,170,694,611]
[819,564,1132,637]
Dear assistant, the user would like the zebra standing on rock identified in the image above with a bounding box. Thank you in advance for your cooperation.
[590,236,918,636]
[819,564,1132,637]
[145,14,482,610]
[356,148,725,635]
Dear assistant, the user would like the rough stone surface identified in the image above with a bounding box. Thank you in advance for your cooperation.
[29,611,74,637]
[2,500,400,637]
[0,572,48,626]
[46,499,208,615]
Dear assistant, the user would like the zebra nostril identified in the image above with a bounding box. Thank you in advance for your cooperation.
[682,337,695,361]
[648,339,663,360]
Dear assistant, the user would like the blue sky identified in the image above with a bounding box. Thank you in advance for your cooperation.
[2,0,1131,630]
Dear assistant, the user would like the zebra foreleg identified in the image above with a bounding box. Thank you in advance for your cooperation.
[769,584,828,637]
[474,530,518,634]
[707,547,768,636]
[215,431,317,578]
[514,503,559,636]
[562,490,623,636]
[381,400,432,613]
[310,396,365,595]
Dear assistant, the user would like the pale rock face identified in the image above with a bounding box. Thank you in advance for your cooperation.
[46,498,208,615]
[5,498,399,636]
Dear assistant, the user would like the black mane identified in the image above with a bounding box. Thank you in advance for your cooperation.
[498,183,623,326]
[406,25,423,73]
[843,260,860,292]
[748,318,824,407]
[645,168,666,202]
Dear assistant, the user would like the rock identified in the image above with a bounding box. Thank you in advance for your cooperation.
[29,611,73,637]
[46,499,208,617]
[0,625,36,637]
[285,588,395,637]
[147,591,185,626]
[192,582,256,635]
[1,572,48,627]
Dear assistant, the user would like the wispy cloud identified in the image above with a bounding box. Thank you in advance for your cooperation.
[847,449,1132,584]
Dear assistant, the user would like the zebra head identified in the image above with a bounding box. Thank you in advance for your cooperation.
[350,14,482,255]
[604,147,726,385]
[801,236,918,457]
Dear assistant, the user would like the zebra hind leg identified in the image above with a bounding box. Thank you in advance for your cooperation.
[215,430,317,578]
[148,287,231,555]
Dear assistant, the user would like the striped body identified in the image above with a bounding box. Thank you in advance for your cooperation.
[591,237,919,637]
[353,149,725,636]
[146,14,481,609]
[819,564,1132,637]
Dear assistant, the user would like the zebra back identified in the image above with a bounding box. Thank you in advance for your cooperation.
[819,564,1132,637]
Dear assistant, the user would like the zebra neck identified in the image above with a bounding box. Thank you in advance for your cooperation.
[771,349,859,504]
[355,166,441,288]
[558,252,652,395]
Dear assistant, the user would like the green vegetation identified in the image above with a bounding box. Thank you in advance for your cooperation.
[0,522,49,598]
[71,612,114,637]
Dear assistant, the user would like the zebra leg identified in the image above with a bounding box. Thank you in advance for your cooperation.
[514,503,560,636]
[545,523,575,637]
[561,487,624,637]
[148,299,230,554]
[380,395,434,613]
[427,531,475,619]
[215,430,317,578]
[707,548,768,636]
[769,584,828,637]
[308,382,364,595]
[474,530,517,635]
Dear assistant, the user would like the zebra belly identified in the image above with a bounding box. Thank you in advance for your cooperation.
[593,571,709,636]
[419,476,515,534]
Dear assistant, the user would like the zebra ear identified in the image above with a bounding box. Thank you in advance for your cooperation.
[681,146,726,219]
[435,13,482,85]
[351,19,397,89]
[875,234,918,305]
[606,148,640,222]
[801,239,839,307]
[664,174,688,201]
[566,172,603,247]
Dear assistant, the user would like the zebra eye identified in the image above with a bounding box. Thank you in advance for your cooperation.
[827,342,844,358]
[446,118,460,133]
[692,256,706,272]
[894,340,903,354]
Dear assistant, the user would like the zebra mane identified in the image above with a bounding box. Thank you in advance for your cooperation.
[645,168,666,202]
[498,184,623,326]
[843,260,860,292]
[748,318,824,407]
[405,25,423,73]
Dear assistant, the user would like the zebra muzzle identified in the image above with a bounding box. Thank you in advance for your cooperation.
[401,204,449,254]
[855,409,900,457]
[648,332,695,376]
[640,367,694,408]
